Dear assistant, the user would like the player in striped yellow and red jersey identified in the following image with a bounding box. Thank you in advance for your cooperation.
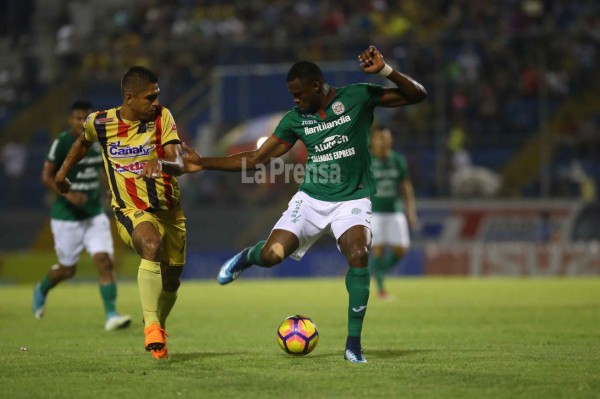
[55,66,188,360]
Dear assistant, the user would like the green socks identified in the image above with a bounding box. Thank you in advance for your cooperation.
[39,274,53,296]
[384,252,400,272]
[369,255,385,292]
[369,252,402,292]
[345,267,370,337]
[247,240,266,266]
[99,282,117,317]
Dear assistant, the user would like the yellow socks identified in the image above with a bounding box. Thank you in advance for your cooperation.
[138,259,162,327]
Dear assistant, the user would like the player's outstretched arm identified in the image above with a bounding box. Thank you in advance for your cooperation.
[181,142,203,173]
[358,45,427,107]
[55,133,93,194]
[182,136,291,173]
[138,142,184,179]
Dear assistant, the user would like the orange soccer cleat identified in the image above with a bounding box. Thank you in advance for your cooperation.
[144,322,169,359]
[151,345,169,360]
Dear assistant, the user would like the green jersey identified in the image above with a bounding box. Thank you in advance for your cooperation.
[273,83,384,201]
[371,151,409,213]
[46,131,104,220]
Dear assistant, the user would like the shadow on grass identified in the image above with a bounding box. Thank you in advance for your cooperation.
[168,349,432,362]
[367,349,434,359]
[168,351,247,363]
[307,348,433,360]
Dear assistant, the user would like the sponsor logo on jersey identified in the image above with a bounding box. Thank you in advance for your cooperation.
[95,117,115,124]
[114,161,146,175]
[74,167,99,180]
[108,138,155,159]
[78,155,103,165]
[314,135,349,153]
[310,147,356,163]
[69,181,100,191]
[303,115,351,135]
[332,101,345,115]
[373,169,400,179]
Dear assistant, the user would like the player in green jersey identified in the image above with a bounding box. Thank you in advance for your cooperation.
[369,127,417,299]
[182,45,426,363]
[33,101,131,331]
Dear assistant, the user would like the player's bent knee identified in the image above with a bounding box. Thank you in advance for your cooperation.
[261,245,285,267]
[395,247,408,258]
[94,253,113,269]
[346,246,369,267]
[138,236,162,259]
[60,265,77,279]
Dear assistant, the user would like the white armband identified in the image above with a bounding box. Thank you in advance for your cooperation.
[378,63,393,77]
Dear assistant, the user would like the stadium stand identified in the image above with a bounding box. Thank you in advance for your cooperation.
[1,0,599,207]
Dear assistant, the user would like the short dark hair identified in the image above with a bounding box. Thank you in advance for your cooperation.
[71,100,92,112]
[121,66,158,95]
[287,61,324,83]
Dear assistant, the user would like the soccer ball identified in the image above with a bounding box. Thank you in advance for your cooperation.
[276,315,319,356]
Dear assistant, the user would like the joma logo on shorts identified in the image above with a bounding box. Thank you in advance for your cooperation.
[291,200,302,223]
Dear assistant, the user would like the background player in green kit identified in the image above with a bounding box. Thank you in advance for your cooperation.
[33,101,131,331]
[369,127,417,299]
[181,45,427,363]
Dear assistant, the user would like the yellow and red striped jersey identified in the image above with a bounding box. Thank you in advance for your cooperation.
[83,106,181,212]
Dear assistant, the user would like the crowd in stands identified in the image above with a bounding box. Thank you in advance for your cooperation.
[1,0,599,207]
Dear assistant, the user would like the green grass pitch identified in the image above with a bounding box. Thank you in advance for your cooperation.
[2,278,600,398]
